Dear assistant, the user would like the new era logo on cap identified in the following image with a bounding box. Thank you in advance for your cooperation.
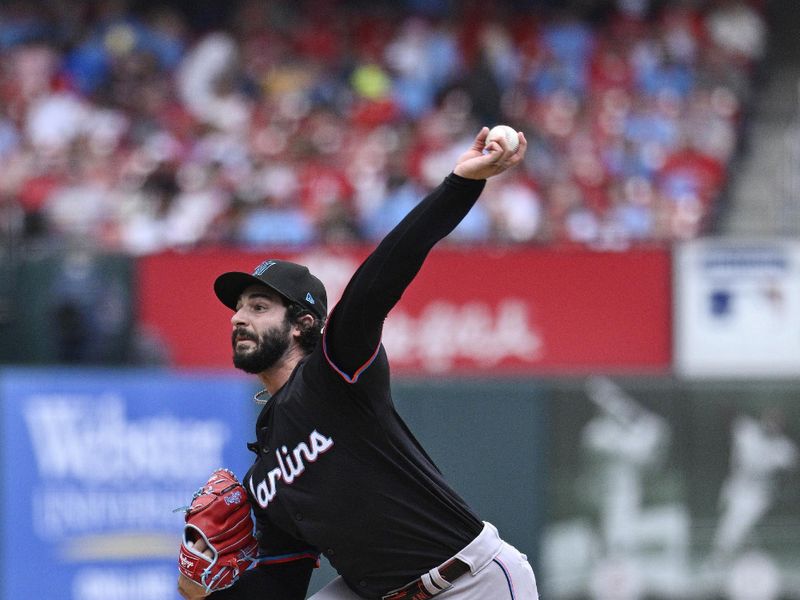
[305,292,315,304]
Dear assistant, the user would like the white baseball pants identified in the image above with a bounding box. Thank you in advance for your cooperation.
[309,522,538,600]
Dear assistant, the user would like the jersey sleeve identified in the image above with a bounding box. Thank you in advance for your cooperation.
[322,174,485,382]
[208,558,315,600]
[207,511,318,599]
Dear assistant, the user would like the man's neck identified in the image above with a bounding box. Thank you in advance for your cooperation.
[258,346,307,395]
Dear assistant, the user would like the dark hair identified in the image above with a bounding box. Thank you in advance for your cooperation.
[285,301,324,354]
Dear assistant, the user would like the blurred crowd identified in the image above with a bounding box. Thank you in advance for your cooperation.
[0,0,767,253]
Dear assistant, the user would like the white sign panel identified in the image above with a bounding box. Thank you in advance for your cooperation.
[674,239,800,377]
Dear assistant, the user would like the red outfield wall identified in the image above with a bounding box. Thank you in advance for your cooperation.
[137,247,671,375]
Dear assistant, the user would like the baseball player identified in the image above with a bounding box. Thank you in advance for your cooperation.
[178,127,538,600]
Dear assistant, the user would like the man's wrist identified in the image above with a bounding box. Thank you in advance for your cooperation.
[450,167,485,181]
[446,172,486,187]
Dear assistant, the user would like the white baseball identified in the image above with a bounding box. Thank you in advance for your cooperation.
[486,125,519,152]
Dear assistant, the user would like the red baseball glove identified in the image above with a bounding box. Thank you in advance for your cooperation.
[177,468,260,593]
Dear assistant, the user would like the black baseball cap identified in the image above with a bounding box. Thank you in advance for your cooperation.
[214,259,328,320]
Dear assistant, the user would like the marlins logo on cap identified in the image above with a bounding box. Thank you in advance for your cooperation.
[253,260,277,276]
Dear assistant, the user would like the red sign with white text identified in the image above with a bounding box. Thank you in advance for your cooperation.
[137,247,671,375]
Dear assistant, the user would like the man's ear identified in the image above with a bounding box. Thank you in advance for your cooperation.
[292,313,315,337]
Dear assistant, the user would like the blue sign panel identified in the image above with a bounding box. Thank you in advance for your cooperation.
[1,369,256,600]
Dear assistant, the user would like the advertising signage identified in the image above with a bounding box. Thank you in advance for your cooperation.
[1,369,255,600]
[138,247,671,374]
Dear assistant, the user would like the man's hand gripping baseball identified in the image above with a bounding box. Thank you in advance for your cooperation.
[453,126,527,180]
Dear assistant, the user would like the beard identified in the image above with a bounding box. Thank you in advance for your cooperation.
[232,320,291,374]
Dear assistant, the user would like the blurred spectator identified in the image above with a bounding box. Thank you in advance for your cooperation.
[384,16,463,119]
[361,174,425,240]
[177,32,251,133]
[705,0,767,68]
[483,172,544,243]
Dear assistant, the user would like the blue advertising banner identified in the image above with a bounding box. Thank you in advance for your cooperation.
[0,368,256,600]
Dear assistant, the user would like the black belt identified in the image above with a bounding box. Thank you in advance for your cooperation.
[382,558,471,600]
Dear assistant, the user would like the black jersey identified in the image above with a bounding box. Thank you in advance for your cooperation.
[219,174,487,600]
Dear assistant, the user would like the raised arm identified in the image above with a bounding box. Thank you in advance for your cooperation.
[323,127,527,379]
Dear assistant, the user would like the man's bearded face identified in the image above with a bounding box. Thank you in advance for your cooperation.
[232,317,291,374]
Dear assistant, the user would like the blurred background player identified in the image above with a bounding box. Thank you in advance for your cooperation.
[711,409,798,562]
